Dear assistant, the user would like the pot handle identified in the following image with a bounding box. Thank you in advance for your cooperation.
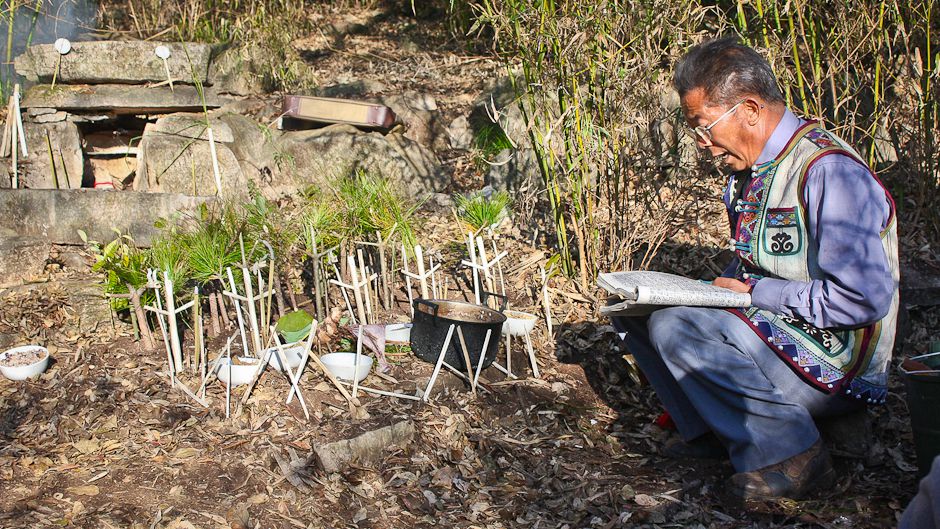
[414,298,440,317]
[481,291,507,312]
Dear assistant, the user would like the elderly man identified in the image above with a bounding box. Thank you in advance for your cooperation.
[613,37,899,500]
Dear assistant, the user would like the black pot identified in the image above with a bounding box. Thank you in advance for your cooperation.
[411,296,506,370]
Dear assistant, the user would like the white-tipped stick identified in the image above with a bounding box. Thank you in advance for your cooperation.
[475,237,495,299]
[415,245,429,299]
[147,271,175,384]
[197,335,234,397]
[467,232,480,304]
[423,324,456,402]
[241,266,263,356]
[1,95,12,158]
[308,347,361,408]
[347,255,368,326]
[272,329,309,419]
[225,346,232,419]
[156,271,187,375]
[491,238,506,297]
[524,327,540,378]
[329,261,357,321]
[13,85,26,157]
[356,249,373,324]
[472,330,493,390]
[207,126,222,197]
[401,244,414,316]
[352,325,364,399]
[441,360,492,393]
[174,379,209,407]
[162,57,174,91]
[455,326,477,396]
[540,265,553,336]
[489,361,519,379]
[505,333,513,377]
[226,267,251,357]
[9,92,17,189]
[429,255,439,299]
[286,319,318,404]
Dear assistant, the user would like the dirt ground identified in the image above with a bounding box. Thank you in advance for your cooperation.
[3,4,939,529]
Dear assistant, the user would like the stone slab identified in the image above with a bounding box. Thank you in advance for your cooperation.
[22,84,224,114]
[0,236,50,288]
[0,189,213,246]
[15,41,211,85]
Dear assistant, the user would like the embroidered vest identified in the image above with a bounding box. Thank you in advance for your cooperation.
[726,122,899,404]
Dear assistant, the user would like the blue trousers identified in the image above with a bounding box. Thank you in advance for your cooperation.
[613,306,862,472]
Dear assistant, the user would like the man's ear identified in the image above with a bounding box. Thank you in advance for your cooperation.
[743,98,764,126]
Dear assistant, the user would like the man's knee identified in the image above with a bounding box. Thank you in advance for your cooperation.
[648,307,705,347]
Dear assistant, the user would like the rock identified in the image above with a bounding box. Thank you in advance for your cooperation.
[272,124,447,197]
[0,188,213,246]
[446,115,473,150]
[22,84,224,114]
[379,92,448,151]
[314,79,388,98]
[62,280,115,335]
[207,45,266,96]
[22,120,84,189]
[484,147,540,192]
[0,236,50,288]
[314,420,415,473]
[14,41,212,85]
[136,113,249,199]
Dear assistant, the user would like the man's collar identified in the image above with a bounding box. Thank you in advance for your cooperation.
[755,109,804,165]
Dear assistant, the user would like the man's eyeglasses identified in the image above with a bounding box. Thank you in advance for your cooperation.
[685,100,745,145]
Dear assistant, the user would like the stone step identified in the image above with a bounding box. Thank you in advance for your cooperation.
[15,41,211,85]
[22,84,225,114]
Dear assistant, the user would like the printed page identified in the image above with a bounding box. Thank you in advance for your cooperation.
[598,271,750,308]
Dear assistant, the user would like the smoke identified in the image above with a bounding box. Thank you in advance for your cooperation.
[1,0,98,93]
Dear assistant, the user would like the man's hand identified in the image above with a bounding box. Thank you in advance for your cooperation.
[713,277,753,293]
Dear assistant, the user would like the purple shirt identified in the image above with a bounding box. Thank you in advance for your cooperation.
[723,110,895,329]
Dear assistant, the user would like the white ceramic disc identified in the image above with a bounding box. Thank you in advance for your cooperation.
[54,38,71,55]
[155,45,171,59]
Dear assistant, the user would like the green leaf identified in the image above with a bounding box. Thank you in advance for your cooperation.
[77,229,88,243]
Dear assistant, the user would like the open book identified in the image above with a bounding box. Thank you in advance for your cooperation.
[598,271,751,316]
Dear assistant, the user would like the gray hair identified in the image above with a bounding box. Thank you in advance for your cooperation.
[673,37,785,106]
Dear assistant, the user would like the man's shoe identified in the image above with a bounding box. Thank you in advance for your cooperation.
[729,439,835,500]
[661,432,728,460]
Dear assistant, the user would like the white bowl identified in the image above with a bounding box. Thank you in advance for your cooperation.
[266,344,306,372]
[0,345,50,381]
[216,356,262,386]
[385,323,413,344]
[320,352,373,383]
[502,310,538,337]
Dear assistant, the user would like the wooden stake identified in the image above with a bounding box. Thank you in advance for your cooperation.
[376,231,391,310]
[472,330,493,390]
[423,324,456,401]
[148,272,175,384]
[226,267,251,356]
[415,245,429,299]
[356,248,373,324]
[540,265,553,336]
[1,95,11,158]
[346,255,368,326]
[524,326,540,378]
[455,326,477,396]
[13,85,26,158]
[207,126,222,197]
[286,320,318,404]
[307,348,361,408]
[467,232,481,304]
[352,325,364,399]
[163,272,183,372]
[241,266,262,355]
[401,244,414,316]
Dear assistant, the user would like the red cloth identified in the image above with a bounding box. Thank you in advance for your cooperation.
[655,411,676,430]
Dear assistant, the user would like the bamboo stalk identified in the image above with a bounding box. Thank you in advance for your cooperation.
[455,326,477,395]
[347,255,368,326]
[356,248,373,324]
[415,245,429,299]
[226,267,251,356]
[423,323,456,402]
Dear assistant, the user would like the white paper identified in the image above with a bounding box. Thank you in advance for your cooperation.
[598,270,751,312]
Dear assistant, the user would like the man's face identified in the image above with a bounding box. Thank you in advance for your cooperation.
[680,88,751,172]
